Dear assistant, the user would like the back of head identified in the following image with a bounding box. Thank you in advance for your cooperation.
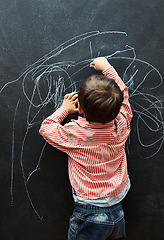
[78,75,123,124]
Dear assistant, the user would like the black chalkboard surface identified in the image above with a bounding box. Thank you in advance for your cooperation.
[0,1,164,239]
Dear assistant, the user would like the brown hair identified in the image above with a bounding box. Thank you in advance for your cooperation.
[78,75,123,124]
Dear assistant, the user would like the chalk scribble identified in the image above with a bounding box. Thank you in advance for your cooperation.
[0,31,163,219]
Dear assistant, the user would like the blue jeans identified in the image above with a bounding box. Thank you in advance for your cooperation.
[68,202,126,240]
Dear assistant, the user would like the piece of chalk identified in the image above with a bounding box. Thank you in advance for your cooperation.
[90,64,93,67]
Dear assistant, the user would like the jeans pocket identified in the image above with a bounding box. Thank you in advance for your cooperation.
[87,213,113,225]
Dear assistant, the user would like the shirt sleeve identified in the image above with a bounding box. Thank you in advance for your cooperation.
[103,66,132,126]
[39,107,74,154]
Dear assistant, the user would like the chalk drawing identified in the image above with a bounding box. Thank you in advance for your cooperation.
[0,30,163,219]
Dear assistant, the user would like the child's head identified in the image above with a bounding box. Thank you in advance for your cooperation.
[78,75,123,124]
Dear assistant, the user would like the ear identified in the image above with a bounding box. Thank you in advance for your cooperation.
[78,103,83,114]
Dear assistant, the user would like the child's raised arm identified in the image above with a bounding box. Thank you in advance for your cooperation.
[91,57,132,126]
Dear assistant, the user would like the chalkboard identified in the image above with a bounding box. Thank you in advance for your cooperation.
[0,1,164,239]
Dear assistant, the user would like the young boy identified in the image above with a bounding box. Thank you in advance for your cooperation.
[39,57,132,240]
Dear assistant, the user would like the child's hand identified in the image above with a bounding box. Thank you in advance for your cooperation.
[61,92,79,114]
[90,57,111,71]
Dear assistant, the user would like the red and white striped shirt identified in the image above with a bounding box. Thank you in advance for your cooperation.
[39,66,132,199]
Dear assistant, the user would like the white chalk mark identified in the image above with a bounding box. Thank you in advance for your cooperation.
[90,41,93,59]
[26,142,47,185]
[1,31,127,94]
[20,129,44,220]
[110,56,163,89]
[10,99,20,206]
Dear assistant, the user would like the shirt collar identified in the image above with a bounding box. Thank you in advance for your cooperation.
[74,116,114,129]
